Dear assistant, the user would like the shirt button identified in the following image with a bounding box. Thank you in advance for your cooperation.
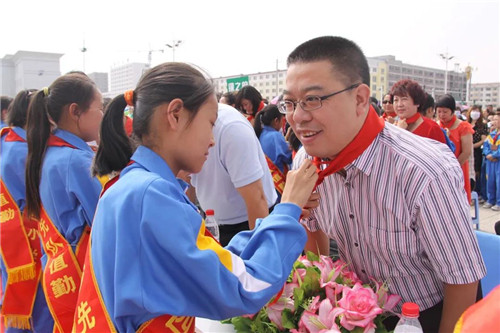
[354,242,359,247]
[361,269,366,274]
[345,182,350,188]
[349,213,354,219]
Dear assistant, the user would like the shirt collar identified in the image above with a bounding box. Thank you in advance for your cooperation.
[346,124,386,177]
[53,129,94,152]
[11,127,26,141]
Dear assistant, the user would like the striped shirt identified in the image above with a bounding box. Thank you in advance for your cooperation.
[294,123,486,311]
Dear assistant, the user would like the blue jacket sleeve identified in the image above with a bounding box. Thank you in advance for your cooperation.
[138,179,306,320]
[483,139,492,156]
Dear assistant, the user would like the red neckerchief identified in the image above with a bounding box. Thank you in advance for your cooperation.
[2,128,26,143]
[258,101,265,112]
[404,112,421,124]
[312,105,384,188]
[382,111,397,119]
[439,115,457,129]
[47,135,77,149]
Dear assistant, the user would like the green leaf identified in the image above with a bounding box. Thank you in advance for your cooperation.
[306,251,320,262]
[229,316,254,332]
[281,308,297,330]
[293,287,305,310]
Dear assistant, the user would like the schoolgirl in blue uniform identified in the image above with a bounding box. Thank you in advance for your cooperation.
[254,104,293,174]
[24,72,103,332]
[483,113,500,209]
[0,90,53,332]
[74,63,318,332]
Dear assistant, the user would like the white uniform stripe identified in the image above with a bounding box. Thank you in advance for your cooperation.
[230,252,271,292]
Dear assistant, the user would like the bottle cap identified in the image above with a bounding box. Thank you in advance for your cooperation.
[401,302,419,317]
[205,209,215,216]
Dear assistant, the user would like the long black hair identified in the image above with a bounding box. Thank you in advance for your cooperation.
[253,104,282,138]
[25,73,97,218]
[92,62,215,177]
[7,89,37,128]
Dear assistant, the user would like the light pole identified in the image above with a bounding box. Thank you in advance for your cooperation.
[439,52,454,94]
[166,40,182,61]
[465,65,473,104]
[81,40,87,72]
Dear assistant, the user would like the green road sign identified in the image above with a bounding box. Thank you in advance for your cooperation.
[227,76,249,92]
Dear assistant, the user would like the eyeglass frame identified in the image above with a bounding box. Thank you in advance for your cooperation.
[382,100,392,104]
[278,82,362,114]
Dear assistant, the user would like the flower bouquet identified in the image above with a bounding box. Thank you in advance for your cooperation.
[225,252,401,333]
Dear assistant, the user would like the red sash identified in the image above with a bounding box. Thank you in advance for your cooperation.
[0,181,41,329]
[0,128,41,329]
[40,134,90,332]
[74,174,197,332]
[39,207,90,333]
[265,155,287,195]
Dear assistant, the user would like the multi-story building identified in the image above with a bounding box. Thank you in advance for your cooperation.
[370,55,467,102]
[105,62,149,98]
[88,72,109,93]
[0,51,63,97]
[213,55,467,103]
[469,82,500,108]
[213,69,286,102]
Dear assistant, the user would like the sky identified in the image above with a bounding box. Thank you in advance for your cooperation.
[1,0,499,83]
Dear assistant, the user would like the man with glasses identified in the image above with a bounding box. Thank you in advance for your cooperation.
[281,36,485,332]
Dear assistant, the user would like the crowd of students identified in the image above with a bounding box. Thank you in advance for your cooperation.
[0,35,498,333]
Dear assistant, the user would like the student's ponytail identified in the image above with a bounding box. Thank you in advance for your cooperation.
[253,104,282,139]
[25,90,54,219]
[92,94,134,177]
[254,111,265,138]
[25,73,97,219]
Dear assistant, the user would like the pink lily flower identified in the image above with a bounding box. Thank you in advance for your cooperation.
[300,299,343,333]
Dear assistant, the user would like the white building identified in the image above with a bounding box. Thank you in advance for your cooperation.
[105,62,149,98]
[88,72,109,93]
[0,51,63,97]
[469,82,500,108]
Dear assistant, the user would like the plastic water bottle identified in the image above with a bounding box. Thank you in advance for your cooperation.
[204,209,219,241]
[394,302,423,333]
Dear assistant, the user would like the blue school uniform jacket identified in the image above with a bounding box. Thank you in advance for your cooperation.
[0,127,54,332]
[259,125,292,173]
[39,129,102,250]
[90,145,307,332]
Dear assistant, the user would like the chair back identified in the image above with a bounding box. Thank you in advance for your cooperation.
[475,231,500,297]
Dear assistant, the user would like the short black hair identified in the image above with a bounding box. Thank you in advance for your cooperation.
[1,96,13,111]
[287,36,370,86]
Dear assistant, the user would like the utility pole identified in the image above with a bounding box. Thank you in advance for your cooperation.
[166,40,182,61]
[81,40,87,72]
[439,52,454,94]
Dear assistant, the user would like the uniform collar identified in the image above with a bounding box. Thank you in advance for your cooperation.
[11,127,26,141]
[53,129,93,152]
[126,145,179,187]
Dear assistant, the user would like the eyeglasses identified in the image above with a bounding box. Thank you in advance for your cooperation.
[278,83,362,114]
[382,100,392,104]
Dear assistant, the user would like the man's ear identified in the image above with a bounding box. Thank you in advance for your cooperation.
[355,84,371,116]
[165,98,184,130]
